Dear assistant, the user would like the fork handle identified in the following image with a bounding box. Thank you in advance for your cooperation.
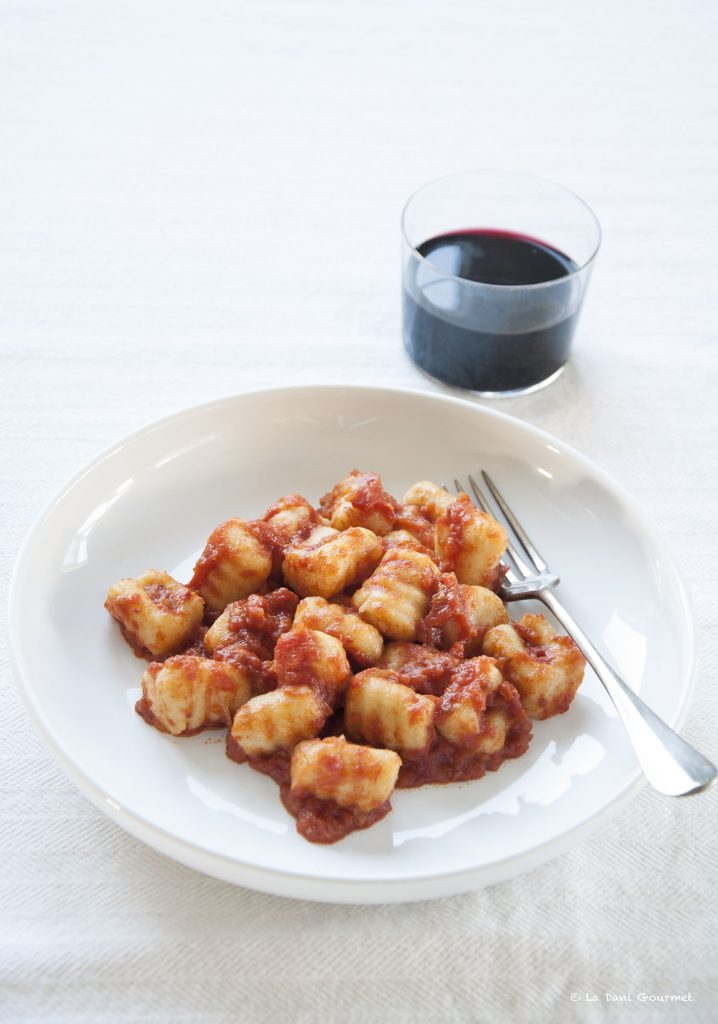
[538,590,716,796]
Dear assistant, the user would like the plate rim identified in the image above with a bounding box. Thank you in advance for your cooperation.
[7,384,698,902]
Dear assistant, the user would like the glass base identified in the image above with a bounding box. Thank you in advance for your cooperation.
[409,360,567,399]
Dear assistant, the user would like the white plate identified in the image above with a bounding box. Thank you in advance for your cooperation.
[9,386,695,903]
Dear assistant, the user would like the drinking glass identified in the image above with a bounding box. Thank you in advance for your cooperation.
[401,170,601,396]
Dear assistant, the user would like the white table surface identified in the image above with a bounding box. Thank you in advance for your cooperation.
[2,1,717,1021]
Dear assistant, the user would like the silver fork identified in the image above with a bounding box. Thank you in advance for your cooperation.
[455,471,716,797]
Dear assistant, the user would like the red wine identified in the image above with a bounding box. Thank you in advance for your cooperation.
[403,229,580,393]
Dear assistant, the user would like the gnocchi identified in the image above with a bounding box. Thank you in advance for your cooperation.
[105,569,204,658]
[138,654,252,735]
[319,470,398,535]
[272,627,351,704]
[435,492,508,588]
[351,548,440,641]
[382,528,432,557]
[291,736,401,814]
[421,572,508,654]
[345,669,437,753]
[256,493,324,577]
[204,588,298,657]
[293,596,384,666]
[106,471,585,843]
[190,518,272,611]
[228,685,329,759]
[436,656,514,749]
[282,525,383,599]
[403,480,455,521]
[483,613,586,720]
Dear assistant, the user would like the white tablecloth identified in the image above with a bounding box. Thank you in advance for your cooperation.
[2,1,717,1020]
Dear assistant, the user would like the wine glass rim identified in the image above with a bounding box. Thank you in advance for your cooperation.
[400,168,602,291]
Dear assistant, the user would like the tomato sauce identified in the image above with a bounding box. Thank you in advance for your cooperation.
[280,786,391,844]
[393,504,435,549]
[397,725,530,787]
[383,643,459,697]
[109,472,585,848]
[188,526,234,592]
[419,572,471,649]
[398,671,531,786]
[226,732,390,843]
[252,494,321,575]
[319,470,399,534]
[220,589,298,660]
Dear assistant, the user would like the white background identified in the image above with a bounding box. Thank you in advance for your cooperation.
[1,1,717,1021]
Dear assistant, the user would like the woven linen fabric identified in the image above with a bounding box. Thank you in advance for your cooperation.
[2,1,717,1021]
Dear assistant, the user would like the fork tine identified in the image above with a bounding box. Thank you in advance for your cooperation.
[464,474,535,580]
[481,470,548,573]
[454,476,487,517]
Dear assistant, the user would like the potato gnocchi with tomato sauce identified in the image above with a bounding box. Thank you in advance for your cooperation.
[105,471,586,843]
